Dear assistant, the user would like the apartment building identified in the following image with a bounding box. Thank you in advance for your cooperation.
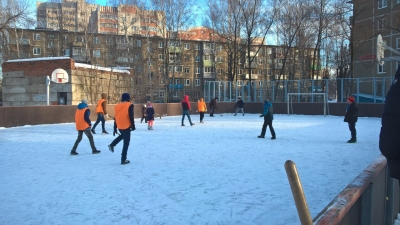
[6,28,317,103]
[36,0,164,36]
[351,0,400,78]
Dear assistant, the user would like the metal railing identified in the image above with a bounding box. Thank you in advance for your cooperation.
[204,77,393,103]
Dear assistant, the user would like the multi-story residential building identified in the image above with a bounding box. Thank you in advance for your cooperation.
[6,28,317,103]
[36,0,164,36]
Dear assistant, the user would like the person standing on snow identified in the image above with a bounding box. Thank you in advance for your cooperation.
[181,95,195,126]
[140,104,147,123]
[71,99,101,155]
[146,101,155,130]
[91,93,109,134]
[258,99,276,139]
[108,93,135,165]
[233,97,245,116]
[344,96,358,143]
[380,65,400,182]
[209,97,218,117]
[197,98,207,123]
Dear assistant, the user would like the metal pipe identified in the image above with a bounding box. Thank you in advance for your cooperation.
[284,160,313,225]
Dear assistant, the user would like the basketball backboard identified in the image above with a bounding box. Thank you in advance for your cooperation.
[376,34,385,66]
[51,69,69,83]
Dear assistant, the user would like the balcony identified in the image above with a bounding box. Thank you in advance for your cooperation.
[203,48,215,55]
[203,61,215,67]
[168,46,181,53]
[169,84,183,89]
[244,63,258,68]
[72,41,83,47]
[204,73,216,79]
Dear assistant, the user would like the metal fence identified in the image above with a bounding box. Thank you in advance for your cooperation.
[204,76,394,103]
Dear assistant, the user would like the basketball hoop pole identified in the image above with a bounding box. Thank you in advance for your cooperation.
[46,76,50,105]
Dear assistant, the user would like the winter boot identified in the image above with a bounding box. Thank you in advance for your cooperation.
[258,135,265,138]
[271,136,276,140]
[102,131,109,134]
[92,149,101,154]
[347,138,356,143]
[121,159,130,165]
[108,145,114,153]
[181,124,185,126]
[191,123,195,126]
[70,151,78,155]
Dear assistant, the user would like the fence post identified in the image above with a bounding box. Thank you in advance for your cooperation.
[361,183,373,224]
[284,160,313,225]
[373,77,377,103]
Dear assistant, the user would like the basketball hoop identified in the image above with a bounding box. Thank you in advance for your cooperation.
[377,34,385,66]
[359,54,376,69]
[51,69,69,83]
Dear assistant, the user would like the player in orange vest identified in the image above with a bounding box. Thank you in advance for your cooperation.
[71,99,101,155]
[108,93,135,164]
[91,93,109,134]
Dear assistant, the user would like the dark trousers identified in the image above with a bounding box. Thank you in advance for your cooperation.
[72,129,96,152]
[110,129,131,162]
[348,122,356,140]
[140,115,147,123]
[210,107,215,116]
[199,112,205,122]
[182,110,193,125]
[92,114,106,131]
[261,118,276,138]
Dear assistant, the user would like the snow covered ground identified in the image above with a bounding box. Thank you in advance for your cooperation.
[0,114,382,225]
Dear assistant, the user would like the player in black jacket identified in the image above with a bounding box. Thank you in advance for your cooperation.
[380,65,400,181]
[233,97,245,116]
[344,96,358,143]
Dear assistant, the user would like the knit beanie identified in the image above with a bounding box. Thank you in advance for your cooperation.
[121,93,130,101]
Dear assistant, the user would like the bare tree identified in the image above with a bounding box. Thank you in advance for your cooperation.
[238,0,276,101]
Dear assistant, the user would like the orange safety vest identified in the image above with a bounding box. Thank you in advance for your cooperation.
[96,99,106,114]
[75,108,90,130]
[197,101,207,112]
[115,102,132,129]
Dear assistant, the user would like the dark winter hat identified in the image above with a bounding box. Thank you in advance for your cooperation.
[215,97,218,99]
[121,93,130,101]
[348,96,355,103]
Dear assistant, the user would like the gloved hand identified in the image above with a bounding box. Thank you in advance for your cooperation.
[130,124,136,131]
[105,114,109,118]
[113,128,118,136]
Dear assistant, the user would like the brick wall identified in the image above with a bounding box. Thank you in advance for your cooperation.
[2,58,74,76]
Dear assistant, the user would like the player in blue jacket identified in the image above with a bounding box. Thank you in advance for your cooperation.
[258,99,276,139]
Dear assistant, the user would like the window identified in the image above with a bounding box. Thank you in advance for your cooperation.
[205,67,215,73]
[159,66,164,73]
[174,79,180,84]
[218,68,223,74]
[64,49,70,56]
[195,55,201,62]
[184,43,190,49]
[397,38,400,49]
[184,67,190,73]
[258,69,262,74]
[238,91,242,97]
[48,41,54,48]
[173,91,179,97]
[33,33,41,41]
[218,57,223,63]
[195,67,200,74]
[237,80,243,86]
[106,38,113,45]
[238,69,243,75]
[217,45,223,52]
[48,34,55,38]
[184,91,190,96]
[195,43,200,50]
[159,90,165,98]
[204,55,211,61]
[378,18,387,31]
[93,37,100,44]
[185,79,190,86]
[258,81,263,86]
[267,48,272,54]
[159,41,164,48]
[378,0,387,9]
[158,54,164,60]
[184,56,190,61]
[258,91,262,97]
[33,47,41,55]
[268,69,272,75]
[93,49,100,58]
[63,35,69,42]
[194,79,200,86]
[75,36,86,43]
[378,63,386,73]
[135,40,141,47]
[195,91,200,97]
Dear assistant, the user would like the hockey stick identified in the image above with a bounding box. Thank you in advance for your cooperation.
[214,108,223,116]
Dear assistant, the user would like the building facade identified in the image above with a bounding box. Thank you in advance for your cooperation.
[6,28,318,103]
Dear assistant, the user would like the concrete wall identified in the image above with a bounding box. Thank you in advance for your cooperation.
[0,102,384,128]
